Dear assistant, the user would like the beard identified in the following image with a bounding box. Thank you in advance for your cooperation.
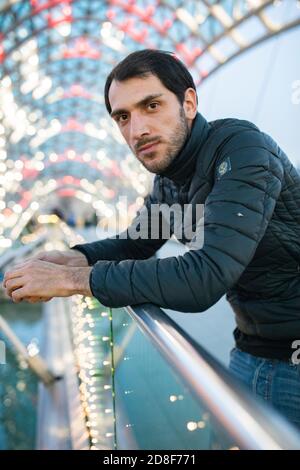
[135,107,190,174]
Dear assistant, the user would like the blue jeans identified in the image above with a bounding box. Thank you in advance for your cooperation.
[229,348,300,431]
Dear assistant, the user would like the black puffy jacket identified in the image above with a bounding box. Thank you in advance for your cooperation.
[73,113,300,358]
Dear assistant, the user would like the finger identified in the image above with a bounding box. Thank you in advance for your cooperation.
[5,278,25,297]
[20,296,52,303]
[9,257,39,271]
[4,269,25,284]
[4,276,23,288]
[4,260,35,284]
[33,251,46,258]
[26,297,41,304]
[11,288,26,303]
[18,255,43,264]
[12,295,35,303]
[8,260,30,271]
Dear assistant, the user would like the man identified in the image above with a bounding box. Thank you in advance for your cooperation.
[3,50,300,428]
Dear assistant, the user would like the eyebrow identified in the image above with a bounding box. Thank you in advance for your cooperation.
[110,93,163,119]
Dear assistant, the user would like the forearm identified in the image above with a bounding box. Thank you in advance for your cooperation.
[72,235,165,266]
[88,253,225,312]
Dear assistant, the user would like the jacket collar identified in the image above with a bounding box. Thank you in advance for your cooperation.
[160,112,210,185]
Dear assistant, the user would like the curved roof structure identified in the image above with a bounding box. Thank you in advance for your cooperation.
[0,0,299,244]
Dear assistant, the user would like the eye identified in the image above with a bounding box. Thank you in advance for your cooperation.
[116,114,128,124]
[148,102,159,110]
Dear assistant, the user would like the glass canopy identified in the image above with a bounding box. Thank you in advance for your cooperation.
[0,0,299,245]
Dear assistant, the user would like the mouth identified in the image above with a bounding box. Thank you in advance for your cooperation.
[138,141,160,155]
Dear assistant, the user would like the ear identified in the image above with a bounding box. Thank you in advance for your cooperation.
[183,87,198,120]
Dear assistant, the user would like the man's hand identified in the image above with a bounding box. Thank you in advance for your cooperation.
[27,249,89,267]
[3,259,92,303]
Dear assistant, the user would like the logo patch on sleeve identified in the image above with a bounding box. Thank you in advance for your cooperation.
[216,157,231,180]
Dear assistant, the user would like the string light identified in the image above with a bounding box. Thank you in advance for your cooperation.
[60,227,116,450]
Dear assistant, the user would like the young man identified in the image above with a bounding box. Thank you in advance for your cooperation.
[3,50,300,428]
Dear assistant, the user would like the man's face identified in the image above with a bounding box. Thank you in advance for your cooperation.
[109,74,196,174]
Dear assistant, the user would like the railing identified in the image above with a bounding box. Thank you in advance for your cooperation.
[108,303,300,450]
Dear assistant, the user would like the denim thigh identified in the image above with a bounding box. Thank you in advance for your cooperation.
[229,348,300,430]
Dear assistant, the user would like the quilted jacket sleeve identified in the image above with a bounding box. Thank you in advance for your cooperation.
[89,133,284,312]
[71,178,168,265]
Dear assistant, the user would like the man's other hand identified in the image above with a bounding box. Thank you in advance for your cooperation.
[26,249,89,267]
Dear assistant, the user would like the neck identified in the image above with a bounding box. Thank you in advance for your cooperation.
[160,112,210,185]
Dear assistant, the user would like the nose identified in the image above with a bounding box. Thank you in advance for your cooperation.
[130,112,150,144]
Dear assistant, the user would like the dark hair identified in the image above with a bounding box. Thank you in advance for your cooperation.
[104,49,198,114]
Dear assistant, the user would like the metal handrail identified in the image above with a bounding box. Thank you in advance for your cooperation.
[126,303,300,450]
